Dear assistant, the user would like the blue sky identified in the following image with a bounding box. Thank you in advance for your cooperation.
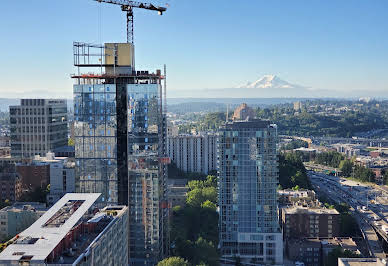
[0,0,387,98]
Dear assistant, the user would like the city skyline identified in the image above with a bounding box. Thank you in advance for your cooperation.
[0,0,387,98]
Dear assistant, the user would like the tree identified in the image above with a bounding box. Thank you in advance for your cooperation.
[279,153,311,189]
[157,257,189,266]
[339,160,353,177]
[68,138,75,146]
[325,247,360,266]
[201,200,216,211]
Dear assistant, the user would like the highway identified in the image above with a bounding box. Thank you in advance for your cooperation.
[309,171,386,259]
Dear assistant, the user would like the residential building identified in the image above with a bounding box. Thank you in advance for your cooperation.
[42,153,75,206]
[72,42,168,265]
[232,103,255,121]
[16,158,50,192]
[0,193,128,265]
[287,238,322,266]
[167,121,179,137]
[0,202,47,241]
[168,179,188,208]
[0,161,22,202]
[278,189,316,206]
[332,144,362,158]
[287,238,360,266]
[9,99,68,158]
[167,133,217,175]
[321,238,360,257]
[218,118,283,265]
[281,206,340,239]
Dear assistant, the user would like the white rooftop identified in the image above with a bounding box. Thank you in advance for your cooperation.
[0,193,101,263]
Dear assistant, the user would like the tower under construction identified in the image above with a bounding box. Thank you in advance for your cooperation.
[72,17,168,266]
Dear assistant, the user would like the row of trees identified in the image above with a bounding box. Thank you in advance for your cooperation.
[339,159,376,183]
[315,151,344,168]
[169,175,219,266]
[279,153,311,189]
[282,139,309,150]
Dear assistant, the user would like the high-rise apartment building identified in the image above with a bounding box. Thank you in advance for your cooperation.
[218,119,283,265]
[9,99,68,158]
[167,133,217,174]
[72,42,168,265]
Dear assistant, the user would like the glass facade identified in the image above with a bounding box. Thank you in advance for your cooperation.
[127,84,166,265]
[218,120,283,264]
[74,82,167,265]
[74,84,118,204]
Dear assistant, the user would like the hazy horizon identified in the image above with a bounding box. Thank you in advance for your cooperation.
[0,0,387,98]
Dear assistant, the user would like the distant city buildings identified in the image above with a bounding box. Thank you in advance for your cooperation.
[218,117,283,265]
[232,103,255,121]
[293,101,303,111]
[0,193,128,265]
[9,99,68,158]
[167,133,217,175]
[0,202,46,242]
[332,143,362,158]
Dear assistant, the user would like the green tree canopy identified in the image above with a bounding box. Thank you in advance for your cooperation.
[157,257,189,266]
[339,159,353,177]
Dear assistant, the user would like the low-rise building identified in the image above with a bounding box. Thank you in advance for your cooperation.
[278,189,316,206]
[281,205,340,239]
[0,147,10,158]
[53,145,75,158]
[45,154,75,206]
[338,257,387,266]
[287,238,360,266]
[0,193,128,265]
[321,237,360,257]
[16,153,74,201]
[287,238,322,266]
[0,162,22,202]
[0,202,47,241]
[168,179,188,208]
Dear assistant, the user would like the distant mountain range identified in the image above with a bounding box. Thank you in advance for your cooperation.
[169,75,388,98]
[236,75,305,90]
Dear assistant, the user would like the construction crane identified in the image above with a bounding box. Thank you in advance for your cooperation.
[94,0,167,44]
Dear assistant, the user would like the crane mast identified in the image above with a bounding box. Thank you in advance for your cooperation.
[95,0,167,44]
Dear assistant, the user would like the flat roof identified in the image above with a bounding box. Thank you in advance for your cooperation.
[283,206,339,215]
[338,257,386,266]
[0,193,100,263]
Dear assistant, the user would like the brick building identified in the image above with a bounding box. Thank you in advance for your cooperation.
[281,206,340,239]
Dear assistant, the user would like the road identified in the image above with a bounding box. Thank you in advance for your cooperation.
[309,172,386,259]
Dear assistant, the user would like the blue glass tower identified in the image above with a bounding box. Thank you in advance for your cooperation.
[218,119,283,265]
[72,42,168,265]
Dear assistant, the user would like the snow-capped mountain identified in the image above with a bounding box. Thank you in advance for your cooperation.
[237,75,305,89]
